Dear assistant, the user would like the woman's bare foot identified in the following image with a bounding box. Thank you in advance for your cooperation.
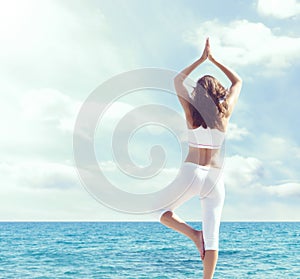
[192,230,205,260]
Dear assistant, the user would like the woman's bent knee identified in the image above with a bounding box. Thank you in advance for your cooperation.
[159,210,173,222]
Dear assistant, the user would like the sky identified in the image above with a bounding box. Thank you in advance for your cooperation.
[0,0,300,221]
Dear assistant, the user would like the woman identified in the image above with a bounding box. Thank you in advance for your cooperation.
[157,38,242,278]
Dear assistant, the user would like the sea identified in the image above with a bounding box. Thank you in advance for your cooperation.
[0,222,299,279]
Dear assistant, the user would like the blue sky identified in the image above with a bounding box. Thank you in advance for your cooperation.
[0,0,300,221]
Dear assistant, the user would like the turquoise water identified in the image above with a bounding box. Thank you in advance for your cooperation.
[0,222,299,278]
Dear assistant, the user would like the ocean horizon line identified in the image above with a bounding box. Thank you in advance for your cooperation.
[0,220,299,223]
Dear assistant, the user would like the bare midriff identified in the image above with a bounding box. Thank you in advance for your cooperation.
[184,146,222,168]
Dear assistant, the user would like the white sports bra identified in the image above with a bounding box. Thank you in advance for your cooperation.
[187,126,225,149]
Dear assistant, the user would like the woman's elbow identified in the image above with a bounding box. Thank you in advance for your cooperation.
[174,72,187,82]
[174,75,182,83]
[174,75,184,87]
[233,77,242,86]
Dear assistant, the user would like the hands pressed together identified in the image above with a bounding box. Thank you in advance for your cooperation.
[200,37,214,62]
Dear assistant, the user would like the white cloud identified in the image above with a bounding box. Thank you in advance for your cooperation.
[224,153,300,197]
[184,19,300,75]
[0,160,79,190]
[264,182,300,198]
[227,122,249,141]
[221,154,300,220]
[0,87,82,163]
[222,198,300,221]
[224,155,264,189]
[20,88,81,133]
[257,0,300,19]
[255,134,300,165]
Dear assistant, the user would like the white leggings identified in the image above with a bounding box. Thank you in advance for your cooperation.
[155,162,225,250]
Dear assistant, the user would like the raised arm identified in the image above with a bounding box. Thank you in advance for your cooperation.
[174,39,209,119]
[207,38,242,113]
[174,57,206,83]
[174,38,209,82]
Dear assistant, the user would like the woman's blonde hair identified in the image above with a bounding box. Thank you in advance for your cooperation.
[189,75,228,129]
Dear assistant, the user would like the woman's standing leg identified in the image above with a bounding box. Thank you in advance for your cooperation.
[202,251,218,279]
[200,179,225,279]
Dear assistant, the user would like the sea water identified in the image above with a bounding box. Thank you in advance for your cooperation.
[0,222,299,278]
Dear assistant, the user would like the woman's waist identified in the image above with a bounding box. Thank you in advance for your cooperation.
[185,149,224,169]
